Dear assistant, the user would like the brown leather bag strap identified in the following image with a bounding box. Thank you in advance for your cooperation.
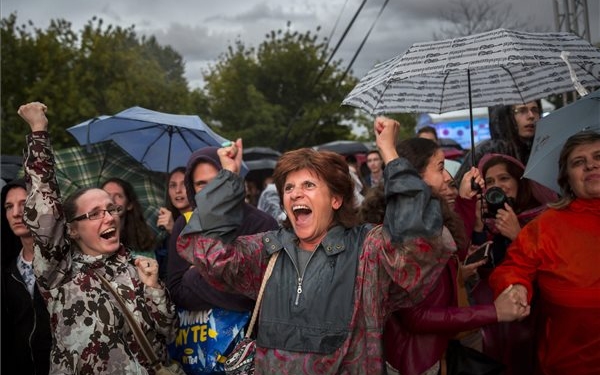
[95,271,161,367]
[245,251,280,339]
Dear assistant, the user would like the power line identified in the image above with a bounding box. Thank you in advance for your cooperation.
[302,0,390,145]
[324,0,351,53]
[314,0,368,87]
[278,0,368,150]
[339,0,389,85]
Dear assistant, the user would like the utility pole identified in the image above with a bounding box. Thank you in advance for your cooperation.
[553,0,592,103]
[553,0,591,42]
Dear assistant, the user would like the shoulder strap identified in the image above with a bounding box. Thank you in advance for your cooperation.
[245,251,280,338]
[95,271,161,367]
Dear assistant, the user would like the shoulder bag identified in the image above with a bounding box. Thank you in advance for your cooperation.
[224,251,280,375]
[96,271,186,375]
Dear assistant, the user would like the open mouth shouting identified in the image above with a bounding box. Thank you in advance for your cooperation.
[292,204,312,226]
[100,227,118,241]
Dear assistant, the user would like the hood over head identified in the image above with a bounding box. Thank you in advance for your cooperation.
[479,152,557,206]
[184,147,222,209]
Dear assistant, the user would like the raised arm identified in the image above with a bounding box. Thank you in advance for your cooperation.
[375,116,443,243]
[19,102,70,290]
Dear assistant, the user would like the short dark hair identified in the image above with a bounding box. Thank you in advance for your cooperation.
[417,126,438,141]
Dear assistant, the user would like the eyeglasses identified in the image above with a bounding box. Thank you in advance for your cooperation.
[513,106,540,116]
[70,206,123,222]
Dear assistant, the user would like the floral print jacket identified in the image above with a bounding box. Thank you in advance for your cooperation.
[178,158,451,374]
[23,132,177,374]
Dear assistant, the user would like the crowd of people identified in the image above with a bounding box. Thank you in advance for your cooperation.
[1,99,598,375]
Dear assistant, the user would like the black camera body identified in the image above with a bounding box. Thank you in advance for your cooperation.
[483,187,515,218]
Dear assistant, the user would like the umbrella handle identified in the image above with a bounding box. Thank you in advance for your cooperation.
[471,177,482,193]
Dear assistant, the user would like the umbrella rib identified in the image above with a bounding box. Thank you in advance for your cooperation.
[101,121,165,137]
[500,66,526,104]
[172,127,198,152]
[139,128,168,165]
[438,70,451,114]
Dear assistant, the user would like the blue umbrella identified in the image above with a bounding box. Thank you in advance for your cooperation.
[67,106,231,173]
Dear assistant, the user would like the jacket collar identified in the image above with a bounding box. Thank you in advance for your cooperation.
[263,225,348,256]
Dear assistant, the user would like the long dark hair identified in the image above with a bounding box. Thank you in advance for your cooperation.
[165,166,187,221]
[101,177,155,251]
[273,149,358,229]
[481,156,540,213]
[360,138,468,251]
[490,99,542,164]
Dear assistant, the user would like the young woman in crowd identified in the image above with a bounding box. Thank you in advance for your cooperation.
[155,166,191,280]
[455,152,558,375]
[359,138,526,375]
[101,177,157,258]
[18,102,177,374]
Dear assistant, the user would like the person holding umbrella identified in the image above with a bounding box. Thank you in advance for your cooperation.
[17,102,178,374]
[176,117,450,374]
[490,131,600,374]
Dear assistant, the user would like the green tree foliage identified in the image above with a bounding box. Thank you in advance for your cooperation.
[1,14,192,155]
[199,23,363,152]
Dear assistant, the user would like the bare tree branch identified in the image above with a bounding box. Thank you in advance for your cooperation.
[433,0,537,40]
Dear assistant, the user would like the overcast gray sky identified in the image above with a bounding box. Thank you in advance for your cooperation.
[2,0,599,89]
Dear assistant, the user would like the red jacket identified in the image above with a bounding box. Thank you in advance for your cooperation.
[490,199,600,375]
[384,257,498,374]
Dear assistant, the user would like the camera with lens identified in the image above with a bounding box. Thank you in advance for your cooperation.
[483,187,514,218]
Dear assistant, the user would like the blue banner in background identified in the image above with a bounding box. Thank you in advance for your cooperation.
[169,307,250,375]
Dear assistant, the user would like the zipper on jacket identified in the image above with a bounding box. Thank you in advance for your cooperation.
[295,277,303,305]
[292,246,318,306]
[11,271,40,375]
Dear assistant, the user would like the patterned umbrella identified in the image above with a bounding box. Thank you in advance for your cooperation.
[342,29,600,162]
[343,29,600,114]
[53,140,166,232]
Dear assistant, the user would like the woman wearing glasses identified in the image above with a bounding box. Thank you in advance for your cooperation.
[17,102,178,374]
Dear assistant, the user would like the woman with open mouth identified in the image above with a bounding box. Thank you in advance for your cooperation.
[177,116,451,374]
[18,102,179,375]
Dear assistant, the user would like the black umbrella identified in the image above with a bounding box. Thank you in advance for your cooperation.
[314,140,370,155]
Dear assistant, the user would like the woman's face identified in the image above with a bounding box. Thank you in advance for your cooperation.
[485,163,519,199]
[168,171,190,213]
[102,182,130,215]
[440,169,458,209]
[282,168,341,250]
[366,152,383,173]
[69,189,121,256]
[566,140,600,199]
[4,187,30,238]
[512,101,540,140]
[421,149,446,195]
